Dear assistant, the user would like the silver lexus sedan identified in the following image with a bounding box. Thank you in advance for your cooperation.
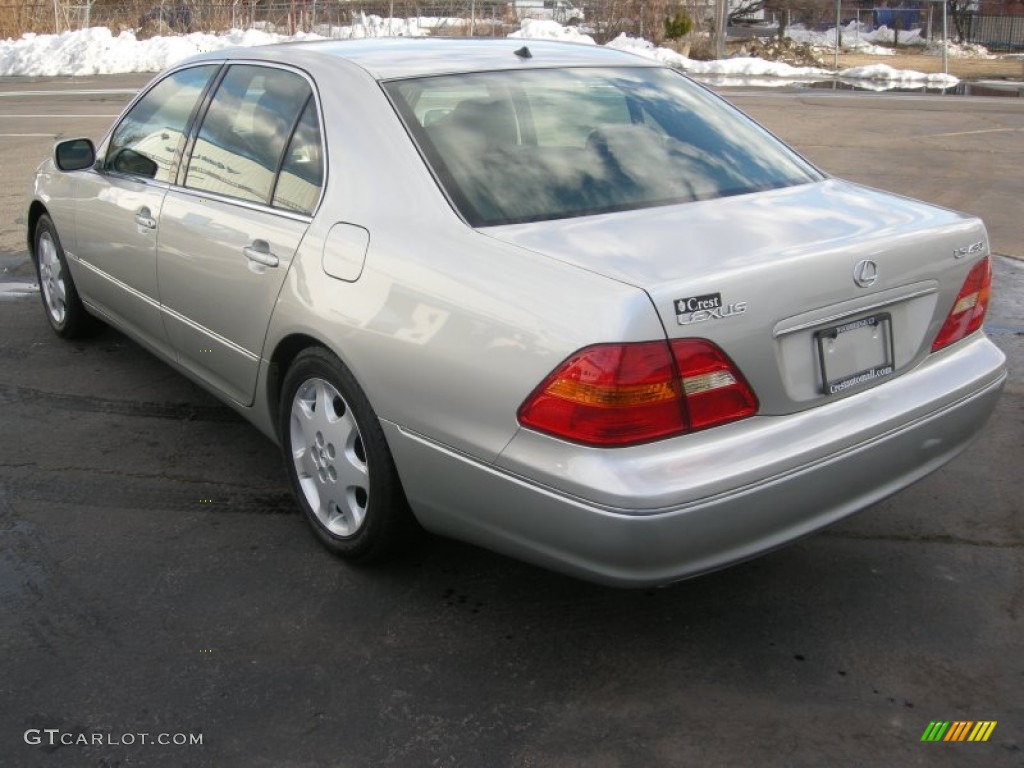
[27,39,1006,586]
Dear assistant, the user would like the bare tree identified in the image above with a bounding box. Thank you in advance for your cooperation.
[948,0,972,42]
[587,0,708,45]
[729,0,767,24]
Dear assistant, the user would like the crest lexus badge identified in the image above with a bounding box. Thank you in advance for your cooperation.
[853,259,879,288]
[674,293,748,326]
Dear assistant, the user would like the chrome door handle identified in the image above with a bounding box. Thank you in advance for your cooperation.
[243,241,280,268]
[134,208,157,230]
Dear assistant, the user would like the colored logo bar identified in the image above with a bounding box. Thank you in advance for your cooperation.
[921,721,997,742]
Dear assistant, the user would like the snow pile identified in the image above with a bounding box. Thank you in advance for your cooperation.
[854,25,926,48]
[610,33,832,78]
[687,55,834,78]
[0,19,964,86]
[609,33,958,87]
[787,22,924,52]
[853,44,898,57]
[0,16,432,76]
[508,19,596,45]
[787,21,993,59]
[695,75,826,88]
[0,27,268,76]
[839,63,959,86]
[605,34,691,68]
[401,17,469,33]
[310,13,434,39]
[925,39,994,59]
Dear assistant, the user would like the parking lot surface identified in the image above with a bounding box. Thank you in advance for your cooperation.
[1,75,1022,767]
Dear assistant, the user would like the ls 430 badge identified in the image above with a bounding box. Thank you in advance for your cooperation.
[953,241,985,260]
[675,293,748,326]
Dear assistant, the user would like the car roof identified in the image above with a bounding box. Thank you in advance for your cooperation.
[188,37,661,80]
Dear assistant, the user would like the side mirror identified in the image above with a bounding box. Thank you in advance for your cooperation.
[54,138,96,172]
[109,148,159,179]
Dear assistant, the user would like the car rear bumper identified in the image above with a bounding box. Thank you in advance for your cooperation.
[384,335,1006,587]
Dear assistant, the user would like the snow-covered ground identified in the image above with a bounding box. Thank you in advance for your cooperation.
[0,17,972,88]
[0,16,437,77]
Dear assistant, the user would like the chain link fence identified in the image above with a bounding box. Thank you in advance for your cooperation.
[2,0,720,41]
[3,1,1023,50]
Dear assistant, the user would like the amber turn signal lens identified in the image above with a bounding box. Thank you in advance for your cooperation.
[519,339,757,447]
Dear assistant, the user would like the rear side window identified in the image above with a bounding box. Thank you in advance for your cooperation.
[184,65,313,206]
[105,65,217,182]
[272,98,324,215]
[387,67,823,226]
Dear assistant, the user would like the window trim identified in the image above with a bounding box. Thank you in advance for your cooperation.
[164,185,318,225]
[176,60,328,219]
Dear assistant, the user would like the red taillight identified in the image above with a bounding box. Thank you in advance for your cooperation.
[931,257,992,352]
[670,339,759,431]
[518,339,757,447]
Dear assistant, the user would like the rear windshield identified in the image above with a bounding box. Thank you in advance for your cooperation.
[385,67,823,227]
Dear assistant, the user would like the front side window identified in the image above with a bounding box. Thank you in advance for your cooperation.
[105,65,217,182]
[184,65,312,205]
[386,67,824,226]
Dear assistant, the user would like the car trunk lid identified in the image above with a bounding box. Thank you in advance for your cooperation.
[482,179,989,415]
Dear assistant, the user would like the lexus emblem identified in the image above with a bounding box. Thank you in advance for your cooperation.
[853,259,878,288]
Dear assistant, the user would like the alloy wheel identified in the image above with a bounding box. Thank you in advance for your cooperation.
[289,377,369,537]
[37,230,67,326]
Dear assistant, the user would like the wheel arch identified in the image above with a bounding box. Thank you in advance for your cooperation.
[27,201,49,260]
[267,332,375,441]
[267,333,321,436]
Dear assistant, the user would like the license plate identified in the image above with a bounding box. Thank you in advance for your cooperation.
[816,313,894,395]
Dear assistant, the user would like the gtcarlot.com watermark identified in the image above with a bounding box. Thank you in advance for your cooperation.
[25,729,203,747]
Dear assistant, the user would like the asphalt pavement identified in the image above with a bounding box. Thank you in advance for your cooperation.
[0,75,1022,767]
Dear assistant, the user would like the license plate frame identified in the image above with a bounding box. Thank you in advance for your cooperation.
[816,312,895,395]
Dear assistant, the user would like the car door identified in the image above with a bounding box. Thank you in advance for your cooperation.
[157,64,324,406]
[71,64,219,355]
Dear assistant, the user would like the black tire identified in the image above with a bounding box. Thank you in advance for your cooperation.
[279,347,417,563]
[33,214,103,338]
